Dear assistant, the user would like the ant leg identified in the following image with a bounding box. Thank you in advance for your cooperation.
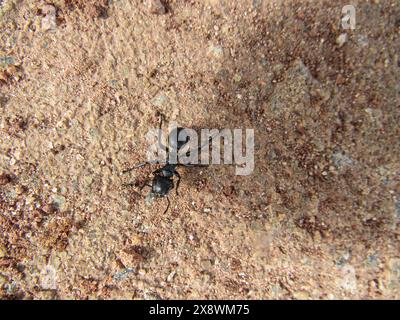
[122,181,149,199]
[122,179,151,192]
[163,196,171,214]
[122,163,150,173]
[177,163,209,168]
[153,167,163,175]
[123,168,152,191]
[180,133,218,166]
[122,159,165,173]
[138,170,155,191]
[122,182,136,188]
[139,182,152,191]
[174,170,181,195]
[186,164,209,167]
[122,112,169,174]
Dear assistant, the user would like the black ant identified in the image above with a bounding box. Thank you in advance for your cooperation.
[123,113,209,214]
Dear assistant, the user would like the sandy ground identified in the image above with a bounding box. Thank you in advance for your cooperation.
[0,0,399,299]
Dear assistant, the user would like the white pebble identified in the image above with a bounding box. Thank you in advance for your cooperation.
[336,33,348,48]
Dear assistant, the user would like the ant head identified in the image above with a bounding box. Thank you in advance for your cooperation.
[152,175,174,197]
[168,127,190,151]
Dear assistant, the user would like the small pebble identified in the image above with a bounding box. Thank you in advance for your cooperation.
[138,269,147,276]
[41,4,57,32]
[166,270,176,282]
[146,0,166,15]
[357,34,369,47]
[152,94,167,107]
[208,45,224,59]
[233,74,242,82]
[51,195,66,211]
[336,33,348,48]
[395,201,400,220]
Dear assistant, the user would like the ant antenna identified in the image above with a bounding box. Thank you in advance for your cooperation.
[157,112,169,154]
[122,159,166,174]
[177,132,220,166]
